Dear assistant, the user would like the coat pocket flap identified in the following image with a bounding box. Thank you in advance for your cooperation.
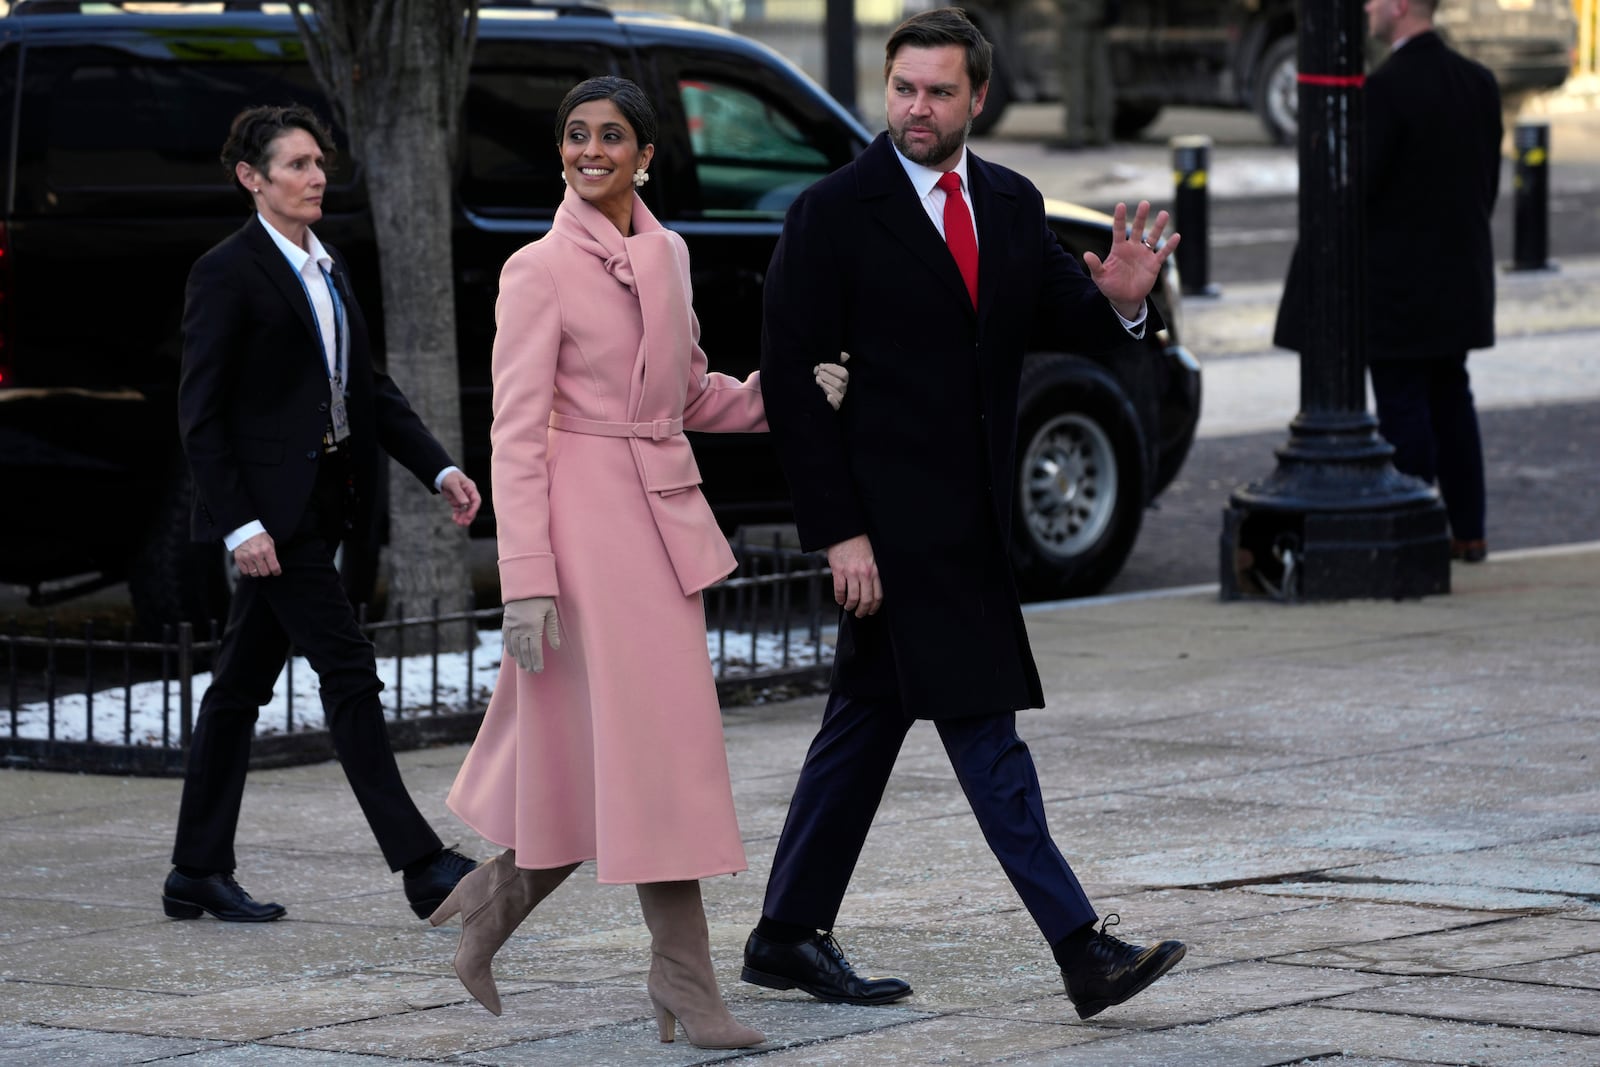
[633,437,703,494]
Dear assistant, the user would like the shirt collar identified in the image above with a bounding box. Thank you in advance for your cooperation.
[257,213,333,275]
[890,141,971,201]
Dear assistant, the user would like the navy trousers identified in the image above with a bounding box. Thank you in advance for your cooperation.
[761,688,1097,945]
[171,458,441,874]
[1368,353,1487,541]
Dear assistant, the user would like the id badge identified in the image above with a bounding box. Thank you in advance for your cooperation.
[329,381,351,443]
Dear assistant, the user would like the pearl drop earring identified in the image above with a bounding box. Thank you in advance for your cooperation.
[633,167,650,188]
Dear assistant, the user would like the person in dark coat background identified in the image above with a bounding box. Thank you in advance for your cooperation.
[1276,0,1501,562]
[163,105,480,924]
[744,7,1187,1022]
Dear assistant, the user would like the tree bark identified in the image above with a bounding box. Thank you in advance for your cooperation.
[295,1,480,648]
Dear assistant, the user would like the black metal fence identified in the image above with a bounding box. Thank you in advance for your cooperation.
[2,540,835,776]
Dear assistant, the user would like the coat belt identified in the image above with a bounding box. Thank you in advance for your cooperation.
[548,411,683,440]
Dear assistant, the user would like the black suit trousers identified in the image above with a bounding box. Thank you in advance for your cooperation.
[761,686,1097,945]
[170,456,442,874]
[1368,354,1487,541]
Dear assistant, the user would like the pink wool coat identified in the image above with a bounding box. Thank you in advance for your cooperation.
[446,188,766,883]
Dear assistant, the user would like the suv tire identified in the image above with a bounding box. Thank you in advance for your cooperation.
[1253,36,1299,145]
[1009,355,1147,600]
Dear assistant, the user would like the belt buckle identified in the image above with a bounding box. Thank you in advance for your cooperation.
[651,418,673,440]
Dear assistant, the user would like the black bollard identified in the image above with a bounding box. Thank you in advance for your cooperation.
[1171,135,1220,297]
[1511,120,1553,271]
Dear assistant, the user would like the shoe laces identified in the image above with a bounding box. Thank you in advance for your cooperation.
[1093,913,1135,953]
[432,846,476,879]
[818,931,856,973]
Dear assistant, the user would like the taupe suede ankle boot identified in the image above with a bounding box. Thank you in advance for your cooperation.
[635,880,764,1049]
[429,849,577,1015]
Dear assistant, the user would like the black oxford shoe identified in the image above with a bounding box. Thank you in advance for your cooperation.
[1062,914,1185,1020]
[162,869,286,922]
[402,847,477,920]
[742,929,913,1005]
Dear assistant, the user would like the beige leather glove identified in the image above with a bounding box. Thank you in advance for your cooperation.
[502,596,561,673]
[813,351,851,410]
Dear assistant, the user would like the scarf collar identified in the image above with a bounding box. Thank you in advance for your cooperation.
[550,185,668,293]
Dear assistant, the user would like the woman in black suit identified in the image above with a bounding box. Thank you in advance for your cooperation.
[163,105,481,924]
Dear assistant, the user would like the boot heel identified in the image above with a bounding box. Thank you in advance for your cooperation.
[651,998,677,1042]
[162,896,203,920]
[428,882,466,927]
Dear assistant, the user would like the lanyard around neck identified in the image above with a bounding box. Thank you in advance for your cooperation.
[292,262,347,386]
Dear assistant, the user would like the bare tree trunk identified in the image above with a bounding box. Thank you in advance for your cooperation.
[296,1,480,648]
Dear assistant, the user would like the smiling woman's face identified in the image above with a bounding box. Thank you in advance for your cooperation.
[559,98,653,229]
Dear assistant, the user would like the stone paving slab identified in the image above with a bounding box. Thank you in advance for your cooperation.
[456,1001,930,1066]
[1247,879,1589,915]
[1195,1003,1600,1065]
[1475,948,1600,990]
[0,1024,227,1067]
[1326,974,1600,1035]
[1273,914,1597,975]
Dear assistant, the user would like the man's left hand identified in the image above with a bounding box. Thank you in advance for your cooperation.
[1082,200,1179,320]
[440,470,481,527]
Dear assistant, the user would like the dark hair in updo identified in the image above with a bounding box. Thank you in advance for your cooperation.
[553,75,658,148]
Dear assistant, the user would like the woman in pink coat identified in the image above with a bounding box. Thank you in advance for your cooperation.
[431,77,845,1049]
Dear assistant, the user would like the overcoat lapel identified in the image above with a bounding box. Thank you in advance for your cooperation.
[968,154,1017,323]
[856,135,974,314]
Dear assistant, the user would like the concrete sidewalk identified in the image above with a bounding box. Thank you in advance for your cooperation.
[3,545,1598,1064]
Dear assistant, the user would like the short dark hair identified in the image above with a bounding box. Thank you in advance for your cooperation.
[554,75,658,149]
[884,7,993,92]
[220,104,335,198]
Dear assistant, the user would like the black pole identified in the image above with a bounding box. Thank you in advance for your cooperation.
[825,0,858,119]
[1171,134,1219,297]
[1511,120,1552,271]
[1219,0,1449,602]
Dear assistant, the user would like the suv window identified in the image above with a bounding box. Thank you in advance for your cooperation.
[680,75,831,216]
[19,48,344,214]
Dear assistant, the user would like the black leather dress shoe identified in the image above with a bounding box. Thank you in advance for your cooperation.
[162,869,286,922]
[741,930,913,1005]
[402,847,477,919]
[1062,914,1185,1020]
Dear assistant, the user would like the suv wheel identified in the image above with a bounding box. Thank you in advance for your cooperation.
[1253,37,1298,146]
[1113,102,1162,140]
[1009,356,1147,600]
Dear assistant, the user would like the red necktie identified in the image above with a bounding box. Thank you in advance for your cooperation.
[936,170,978,308]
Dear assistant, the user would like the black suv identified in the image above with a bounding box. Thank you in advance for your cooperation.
[0,0,1199,630]
[959,0,1578,142]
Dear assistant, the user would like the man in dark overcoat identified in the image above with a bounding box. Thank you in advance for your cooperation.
[744,8,1186,1021]
[1276,0,1500,562]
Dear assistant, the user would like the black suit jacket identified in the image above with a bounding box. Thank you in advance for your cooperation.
[178,217,453,544]
[760,134,1146,719]
[1276,31,1501,360]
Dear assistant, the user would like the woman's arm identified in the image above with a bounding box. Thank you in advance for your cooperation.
[490,248,565,601]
